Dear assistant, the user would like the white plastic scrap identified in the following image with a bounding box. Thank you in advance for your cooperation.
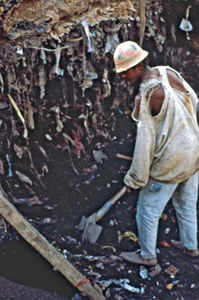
[100,278,144,294]
[0,72,4,94]
[139,265,148,279]
[51,106,63,132]
[16,46,24,55]
[62,249,68,259]
[54,49,64,76]
[39,65,46,99]
[81,19,93,53]
[104,32,119,55]
[40,49,47,64]
[179,5,193,40]
[179,18,193,32]
[6,154,13,178]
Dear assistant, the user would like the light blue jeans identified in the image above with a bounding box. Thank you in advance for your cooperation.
[136,172,199,259]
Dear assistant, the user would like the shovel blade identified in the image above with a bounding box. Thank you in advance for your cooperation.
[77,215,87,231]
[82,223,103,244]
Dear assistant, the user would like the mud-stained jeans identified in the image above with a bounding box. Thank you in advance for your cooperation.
[136,172,199,259]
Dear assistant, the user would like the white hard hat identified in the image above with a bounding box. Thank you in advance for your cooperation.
[114,41,148,73]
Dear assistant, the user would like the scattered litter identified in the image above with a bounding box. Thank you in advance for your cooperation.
[118,231,139,243]
[104,32,119,55]
[160,241,171,248]
[51,106,64,132]
[96,262,104,270]
[0,159,4,175]
[39,65,46,99]
[179,5,193,40]
[12,195,42,206]
[45,134,53,141]
[81,19,93,53]
[73,253,122,263]
[165,264,179,277]
[101,245,117,253]
[93,150,108,164]
[62,249,68,259]
[71,294,83,300]
[40,49,47,64]
[109,219,115,226]
[179,18,193,32]
[164,228,170,234]
[166,283,174,290]
[50,49,64,77]
[139,266,148,279]
[100,278,144,294]
[149,264,162,277]
[64,236,78,245]
[42,217,56,224]
[7,93,28,138]
[14,144,24,159]
[80,61,98,94]
[44,205,55,210]
[15,170,33,185]
[5,154,13,178]
[16,46,23,55]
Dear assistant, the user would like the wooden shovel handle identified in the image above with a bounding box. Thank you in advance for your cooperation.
[95,186,127,222]
[116,153,132,161]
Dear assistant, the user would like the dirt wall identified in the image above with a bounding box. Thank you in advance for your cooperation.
[0,0,165,201]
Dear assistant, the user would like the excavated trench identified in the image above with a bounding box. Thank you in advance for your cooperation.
[0,0,199,299]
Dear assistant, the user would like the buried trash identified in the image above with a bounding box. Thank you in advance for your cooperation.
[99,278,144,294]
[139,265,148,279]
[165,264,179,277]
[0,0,199,299]
[118,230,139,243]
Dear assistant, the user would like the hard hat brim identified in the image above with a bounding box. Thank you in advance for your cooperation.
[115,49,149,73]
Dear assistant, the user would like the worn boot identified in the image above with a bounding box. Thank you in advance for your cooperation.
[171,240,199,257]
[120,249,158,266]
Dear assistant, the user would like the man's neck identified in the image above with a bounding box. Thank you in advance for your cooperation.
[141,65,157,81]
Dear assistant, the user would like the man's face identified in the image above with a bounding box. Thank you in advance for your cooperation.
[119,66,141,83]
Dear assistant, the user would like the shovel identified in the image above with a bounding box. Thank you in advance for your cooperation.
[77,186,127,243]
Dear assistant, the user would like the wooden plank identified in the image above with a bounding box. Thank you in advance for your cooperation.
[139,0,146,47]
[0,187,104,300]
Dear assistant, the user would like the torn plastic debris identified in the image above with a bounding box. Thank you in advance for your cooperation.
[104,32,119,55]
[100,278,144,294]
[149,264,162,277]
[51,106,63,132]
[139,266,148,279]
[40,49,47,65]
[6,154,13,178]
[179,18,193,32]
[165,264,179,277]
[73,254,106,262]
[118,231,139,243]
[179,6,193,40]
[15,46,23,55]
[62,249,68,259]
[7,93,28,138]
[81,19,93,53]
[80,61,98,95]
[50,49,64,77]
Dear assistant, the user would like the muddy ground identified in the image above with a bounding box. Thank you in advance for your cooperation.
[1,126,199,300]
[0,0,199,299]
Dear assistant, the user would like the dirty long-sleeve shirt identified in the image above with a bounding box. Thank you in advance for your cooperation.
[124,66,199,189]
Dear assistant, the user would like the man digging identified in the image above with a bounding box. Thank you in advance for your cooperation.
[113,41,199,266]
